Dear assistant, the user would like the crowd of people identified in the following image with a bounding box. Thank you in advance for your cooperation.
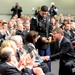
[0,2,75,75]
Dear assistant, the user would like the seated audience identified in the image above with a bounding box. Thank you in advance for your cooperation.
[0,47,24,75]
[24,31,54,75]
[0,47,30,75]
[0,41,47,75]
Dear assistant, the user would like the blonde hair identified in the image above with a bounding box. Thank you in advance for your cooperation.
[0,40,17,53]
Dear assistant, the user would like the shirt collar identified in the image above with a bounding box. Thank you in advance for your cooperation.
[6,62,13,66]
[26,66,33,69]
[59,36,64,44]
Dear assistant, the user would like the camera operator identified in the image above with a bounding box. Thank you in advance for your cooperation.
[49,2,58,18]
[11,3,22,18]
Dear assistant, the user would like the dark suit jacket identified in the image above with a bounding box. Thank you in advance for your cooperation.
[0,62,32,75]
[64,29,74,40]
[0,62,21,75]
[50,36,75,75]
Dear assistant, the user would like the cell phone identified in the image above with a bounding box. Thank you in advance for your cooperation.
[35,58,44,64]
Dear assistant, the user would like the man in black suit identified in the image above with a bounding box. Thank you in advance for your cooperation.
[0,47,32,75]
[11,3,22,18]
[0,47,21,75]
[50,28,75,75]
[64,23,74,41]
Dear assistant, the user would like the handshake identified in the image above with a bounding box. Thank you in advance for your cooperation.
[35,56,50,66]
[42,56,50,61]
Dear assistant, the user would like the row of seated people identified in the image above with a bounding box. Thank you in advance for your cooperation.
[0,16,75,51]
[0,35,54,75]
[0,13,75,44]
[1,29,75,75]
[0,14,31,45]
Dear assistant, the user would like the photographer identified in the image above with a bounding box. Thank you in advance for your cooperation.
[49,2,58,18]
[11,3,22,18]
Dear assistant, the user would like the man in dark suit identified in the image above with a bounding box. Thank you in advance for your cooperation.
[0,47,33,75]
[64,23,74,41]
[50,28,75,75]
[11,3,22,18]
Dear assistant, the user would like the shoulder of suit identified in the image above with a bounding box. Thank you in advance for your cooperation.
[64,36,71,43]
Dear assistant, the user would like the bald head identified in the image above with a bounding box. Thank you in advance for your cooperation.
[1,47,14,54]
[0,47,15,62]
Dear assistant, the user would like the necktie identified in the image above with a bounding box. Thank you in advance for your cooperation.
[59,41,61,48]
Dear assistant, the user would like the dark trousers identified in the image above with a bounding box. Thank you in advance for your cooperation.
[38,47,51,71]
[59,60,75,75]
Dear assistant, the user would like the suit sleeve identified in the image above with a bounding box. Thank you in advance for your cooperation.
[50,41,72,61]
[18,7,22,12]
[11,7,15,11]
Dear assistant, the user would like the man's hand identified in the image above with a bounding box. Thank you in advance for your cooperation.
[42,37,49,43]
[48,37,52,43]
[43,56,50,61]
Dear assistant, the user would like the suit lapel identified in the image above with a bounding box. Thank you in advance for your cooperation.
[59,37,65,49]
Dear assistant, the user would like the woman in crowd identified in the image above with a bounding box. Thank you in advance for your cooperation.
[0,40,46,75]
[24,30,54,75]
